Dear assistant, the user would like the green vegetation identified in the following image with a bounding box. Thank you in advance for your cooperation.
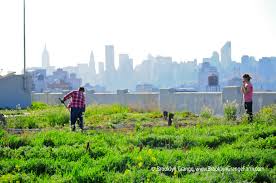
[200,106,213,119]
[224,100,238,121]
[0,103,275,182]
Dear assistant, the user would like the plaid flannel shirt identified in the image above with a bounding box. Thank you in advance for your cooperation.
[63,90,86,109]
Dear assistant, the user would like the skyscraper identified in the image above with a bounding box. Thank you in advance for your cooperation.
[105,45,115,72]
[220,41,232,67]
[118,54,134,89]
[89,51,96,76]
[118,54,133,73]
[42,45,50,68]
[211,51,219,64]
[98,62,104,75]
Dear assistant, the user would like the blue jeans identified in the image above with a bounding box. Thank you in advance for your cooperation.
[70,107,84,129]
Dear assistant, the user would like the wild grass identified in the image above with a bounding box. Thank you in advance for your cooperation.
[224,100,238,120]
[0,104,275,182]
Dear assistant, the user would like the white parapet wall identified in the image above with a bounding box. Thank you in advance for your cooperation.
[31,87,276,114]
[86,92,160,112]
[253,92,276,112]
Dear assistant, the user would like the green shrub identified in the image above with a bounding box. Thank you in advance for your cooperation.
[200,106,213,119]
[140,135,175,148]
[24,159,56,175]
[43,138,55,147]
[29,102,49,110]
[47,110,69,127]
[240,113,249,124]
[135,122,143,132]
[254,104,276,124]
[73,166,106,183]
[85,104,129,116]
[88,147,107,159]
[224,100,238,120]
[1,135,29,149]
[175,111,197,119]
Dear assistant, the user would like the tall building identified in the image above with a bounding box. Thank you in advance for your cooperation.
[105,45,115,71]
[77,63,90,84]
[118,54,134,89]
[42,45,50,68]
[211,51,220,67]
[89,51,96,76]
[118,54,133,73]
[220,41,232,67]
[98,62,104,75]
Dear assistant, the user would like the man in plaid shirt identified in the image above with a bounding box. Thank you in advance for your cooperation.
[61,87,86,131]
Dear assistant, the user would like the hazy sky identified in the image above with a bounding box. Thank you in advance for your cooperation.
[0,0,276,74]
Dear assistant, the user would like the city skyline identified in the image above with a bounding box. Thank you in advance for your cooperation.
[34,41,264,74]
[0,0,276,74]
[26,40,276,92]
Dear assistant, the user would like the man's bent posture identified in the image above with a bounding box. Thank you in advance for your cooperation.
[62,87,86,131]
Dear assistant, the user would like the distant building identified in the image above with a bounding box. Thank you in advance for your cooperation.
[118,54,133,72]
[198,62,219,91]
[42,45,50,68]
[84,83,106,93]
[241,55,250,65]
[46,68,70,91]
[221,41,232,67]
[134,58,155,84]
[41,45,55,75]
[211,51,220,67]
[89,51,96,76]
[104,45,117,90]
[77,63,90,84]
[63,66,78,75]
[258,57,275,81]
[152,56,174,87]
[68,73,82,90]
[47,80,70,91]
[136,84,158,92]
[98,62,104,75]
[118,54,134,89]
[28,69,47,92]
[0,74,32,108]
[228,77,242,86]
[105,45,115,72]
[52,68,68,81]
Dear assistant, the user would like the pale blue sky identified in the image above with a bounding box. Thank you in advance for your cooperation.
[0,0,275,74]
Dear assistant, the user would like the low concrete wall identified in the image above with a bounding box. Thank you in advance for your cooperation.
[87,93,160,112]
[31,92,64,105]
[32,91,160,112]
[253,92,276,112]
[31,87,276,114]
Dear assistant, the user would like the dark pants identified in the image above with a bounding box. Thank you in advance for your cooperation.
[244,101,253,122]
[70,107,84,129]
